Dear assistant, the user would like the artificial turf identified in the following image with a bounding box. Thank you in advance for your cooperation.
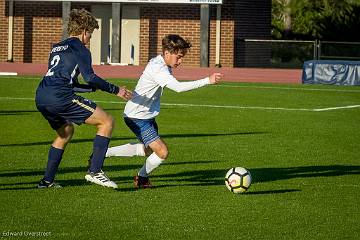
[0,76,359,239]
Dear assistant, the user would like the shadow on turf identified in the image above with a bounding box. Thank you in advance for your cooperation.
[0,160,214,190]
[0,110,38,116]
[152,164,360,182]
[0,131,265,147]
[1,164,359,192]
[115,165,360,193]
[245,189,301,195]
[0,160,213,178]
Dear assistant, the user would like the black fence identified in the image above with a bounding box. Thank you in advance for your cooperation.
[235,39,360,68]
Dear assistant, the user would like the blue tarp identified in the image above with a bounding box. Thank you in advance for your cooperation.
[302,60,360,85]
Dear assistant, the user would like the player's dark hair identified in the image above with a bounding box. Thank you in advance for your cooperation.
[67,9,99,35]
[162,35,191,55]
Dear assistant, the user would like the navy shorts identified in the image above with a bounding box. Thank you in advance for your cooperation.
[36,95,97,130]
[124,117,160,147]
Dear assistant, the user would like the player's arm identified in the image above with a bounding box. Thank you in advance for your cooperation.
[72,77,96,93]
[73,84,96,93]
[73,44,118,94]
[160,71,222,93]
[74,45,132,100]
[76,52,119,94]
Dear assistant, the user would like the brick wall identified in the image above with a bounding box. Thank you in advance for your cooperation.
[139,0,271,67]
[0,0,270,67]
[139,2,250,67]
[218,2,236,67]
[12,1,62,63]
[140,4,201,66]
[0,0,8,62]
[1,1,91,64]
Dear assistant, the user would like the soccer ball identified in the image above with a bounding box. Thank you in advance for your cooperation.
[225,167,252,193]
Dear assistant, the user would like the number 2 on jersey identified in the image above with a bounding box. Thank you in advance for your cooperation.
[45,55,60,77]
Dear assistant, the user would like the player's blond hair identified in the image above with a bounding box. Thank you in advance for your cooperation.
[162,35,192,55]
[67,9,99,35]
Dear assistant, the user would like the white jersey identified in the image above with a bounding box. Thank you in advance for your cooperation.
[124,55,210,119]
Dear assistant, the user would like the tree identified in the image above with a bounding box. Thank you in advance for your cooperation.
[272,0,360,40]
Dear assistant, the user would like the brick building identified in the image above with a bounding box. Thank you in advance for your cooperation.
[0,0,271,67]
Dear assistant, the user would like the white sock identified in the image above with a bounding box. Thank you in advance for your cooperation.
[138,152,163,177]
[106,143,145,157]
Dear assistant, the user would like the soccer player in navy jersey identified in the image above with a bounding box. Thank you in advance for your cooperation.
[35,9,132,189]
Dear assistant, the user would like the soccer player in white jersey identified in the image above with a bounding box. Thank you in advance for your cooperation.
[106,34,222,188]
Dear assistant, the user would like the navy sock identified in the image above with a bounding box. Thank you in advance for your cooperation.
[43,146,64,183]
[89,135,110,173]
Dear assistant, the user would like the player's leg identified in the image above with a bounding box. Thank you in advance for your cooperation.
[125,117,166,188]
[106,142,147,157]
[85,106,114,172]
[106,117,148,158]
[138,138,168,177]
[85,105,114,137]
[52,122,74,149]
[134,139,168,189]
[39,123,74,188]
[84,106,117,188]
[62,95,117,188]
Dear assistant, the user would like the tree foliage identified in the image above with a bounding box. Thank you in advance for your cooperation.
[272,0,360,40]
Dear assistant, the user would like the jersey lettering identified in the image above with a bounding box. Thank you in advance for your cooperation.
[45,55,61,77]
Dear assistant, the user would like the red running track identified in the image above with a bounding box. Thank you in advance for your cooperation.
[0,62,302,84]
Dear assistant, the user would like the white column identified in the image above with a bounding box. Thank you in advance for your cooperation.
[215,4,221,67]
[7,0,14,62]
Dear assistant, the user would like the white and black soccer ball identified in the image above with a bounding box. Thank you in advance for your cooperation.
[225,167,252,193]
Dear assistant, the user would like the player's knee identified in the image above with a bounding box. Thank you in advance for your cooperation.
[149,139,168,159]
[65,124,74,141]
[58,123,74,142]
[54,124,74,148]
[156,147,169,160]
[144,147,153,156]
[102,114,114,131]
[67,123,75,134]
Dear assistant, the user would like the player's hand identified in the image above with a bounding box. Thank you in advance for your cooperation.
[117,86,133,101]
[209,73,223,84]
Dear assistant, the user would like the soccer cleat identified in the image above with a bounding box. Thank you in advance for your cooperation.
[85,170,118,189]
[134,175,152,189]
[38,179,62,188]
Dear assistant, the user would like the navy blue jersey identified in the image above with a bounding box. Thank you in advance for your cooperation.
[36,37,119,105]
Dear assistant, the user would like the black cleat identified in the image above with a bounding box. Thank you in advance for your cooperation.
[37,179,61,188]
[134,175,152,189]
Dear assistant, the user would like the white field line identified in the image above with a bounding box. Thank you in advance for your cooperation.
[0,72,17,76]
[160,102,313,111]
[1,76,359,93]
[212,84,360,93]
[0,97,359,112]
[313,105,360,111]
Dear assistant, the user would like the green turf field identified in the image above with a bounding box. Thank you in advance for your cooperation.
[0,76,359,239]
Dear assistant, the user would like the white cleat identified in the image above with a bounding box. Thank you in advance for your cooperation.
[85,170,118,189]
[105,149,111,158]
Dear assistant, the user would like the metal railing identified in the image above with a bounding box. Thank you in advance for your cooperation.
[235,39,360,68]
[318,41,360,61]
